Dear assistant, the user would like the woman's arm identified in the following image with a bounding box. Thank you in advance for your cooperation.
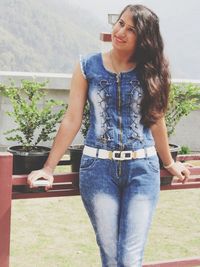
[43,63,88,171]
[150,117,190,183]
[27,62,88,188]
[150,117,173,166]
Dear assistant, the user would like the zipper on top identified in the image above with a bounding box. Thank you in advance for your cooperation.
[116,73,123,176]
[116,74,123,149]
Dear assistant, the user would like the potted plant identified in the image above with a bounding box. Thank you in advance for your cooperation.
[160,82,200,185]
[165,82,200,161]
[166,82,200,137]
[0,79,67,175]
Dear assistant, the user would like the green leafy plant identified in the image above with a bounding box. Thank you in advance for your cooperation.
[0,79,67,151]
[179,145,191,154]
[165,83,200,136]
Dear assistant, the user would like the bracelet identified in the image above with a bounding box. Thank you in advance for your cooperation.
[164,160,175,169]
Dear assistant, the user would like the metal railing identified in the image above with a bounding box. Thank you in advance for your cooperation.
[0,152,200,267]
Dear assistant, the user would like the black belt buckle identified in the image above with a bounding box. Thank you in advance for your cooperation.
[113,150,132,160]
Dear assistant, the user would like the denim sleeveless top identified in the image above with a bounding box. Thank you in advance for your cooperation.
[80,52,155,151]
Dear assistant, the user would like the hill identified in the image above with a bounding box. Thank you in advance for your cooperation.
[0,0,199,79]
[0,0,106,73]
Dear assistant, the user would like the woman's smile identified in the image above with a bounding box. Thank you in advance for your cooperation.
[114,35,126,44]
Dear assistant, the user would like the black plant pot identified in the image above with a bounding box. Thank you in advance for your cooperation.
[68,144,83,172]
[7,145,50,175]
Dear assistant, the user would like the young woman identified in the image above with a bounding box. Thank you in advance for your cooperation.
[28,4,190,267]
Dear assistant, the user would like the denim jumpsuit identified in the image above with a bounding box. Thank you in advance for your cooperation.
[79,53,160,267]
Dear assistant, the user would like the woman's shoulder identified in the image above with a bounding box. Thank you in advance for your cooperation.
[80,52,102,78]
[80,52,101,64]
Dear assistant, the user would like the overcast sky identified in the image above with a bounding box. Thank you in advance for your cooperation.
[68,0,200,25]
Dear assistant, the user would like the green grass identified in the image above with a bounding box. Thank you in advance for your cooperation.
[10,188,200,267]
[145,190,200,262]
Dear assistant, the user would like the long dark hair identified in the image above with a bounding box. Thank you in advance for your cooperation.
[119,5,171,126]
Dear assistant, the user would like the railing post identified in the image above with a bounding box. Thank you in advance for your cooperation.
[0,152,13,267]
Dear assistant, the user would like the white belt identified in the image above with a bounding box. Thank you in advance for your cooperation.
[83,145,156,161]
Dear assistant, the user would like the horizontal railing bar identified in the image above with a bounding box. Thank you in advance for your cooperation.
[12,173,79,185]
[4,152,200,266]
[177,154,200,161]
[143,256,200,267]
[172,177,200,183]
[161,182,200,190]
[12,189,80,200]
[160,167,200,176]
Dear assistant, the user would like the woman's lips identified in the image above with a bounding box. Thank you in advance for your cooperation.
[114,36,126,43]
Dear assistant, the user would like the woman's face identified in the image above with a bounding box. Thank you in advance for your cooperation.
[112,9,137,54]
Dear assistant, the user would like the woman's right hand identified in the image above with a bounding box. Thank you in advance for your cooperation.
[165,161,190,184]
[27,167,54,191]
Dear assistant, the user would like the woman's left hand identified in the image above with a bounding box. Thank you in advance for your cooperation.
[166,161,190,183]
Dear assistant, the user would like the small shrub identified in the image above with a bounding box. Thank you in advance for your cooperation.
[0,79,67,151]
[166,83,200,136]
[179,145,191,154]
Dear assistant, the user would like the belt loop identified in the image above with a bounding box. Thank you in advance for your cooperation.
[144,147,148,158]
[96,148,99,158]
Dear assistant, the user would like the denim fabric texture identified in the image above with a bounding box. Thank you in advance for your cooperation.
[79,53,160,267]
[80,52,155,151]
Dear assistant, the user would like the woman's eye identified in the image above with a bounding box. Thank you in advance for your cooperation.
[118,20,124,26]
[128,27,137,34]
[128,28,135,32]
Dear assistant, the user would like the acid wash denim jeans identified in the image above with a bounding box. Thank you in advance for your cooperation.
[79,154,160,267]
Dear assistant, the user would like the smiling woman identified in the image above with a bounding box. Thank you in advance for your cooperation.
[27,4,190,267]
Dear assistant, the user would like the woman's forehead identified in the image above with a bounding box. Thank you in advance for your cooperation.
[120,9,135,27]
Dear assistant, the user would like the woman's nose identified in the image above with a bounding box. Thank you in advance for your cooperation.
[118,27,126,36]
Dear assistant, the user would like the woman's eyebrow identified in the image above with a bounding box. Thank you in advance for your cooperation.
[119,18,136,29]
